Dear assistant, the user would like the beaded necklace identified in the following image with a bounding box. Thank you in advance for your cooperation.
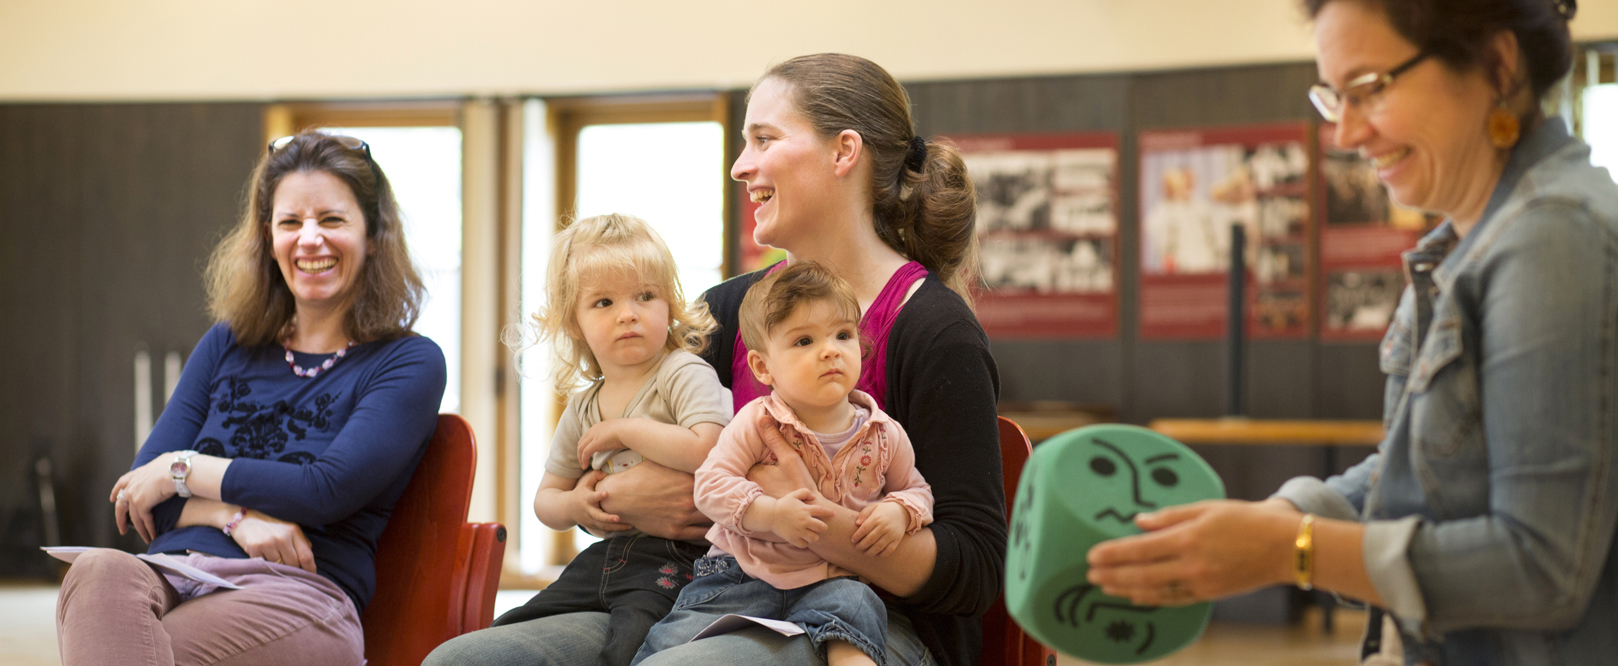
[281,323,356,378]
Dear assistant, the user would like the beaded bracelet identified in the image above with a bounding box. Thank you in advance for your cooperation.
[222,509,248,537]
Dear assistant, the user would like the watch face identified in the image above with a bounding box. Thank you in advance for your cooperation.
[170,460,187,477]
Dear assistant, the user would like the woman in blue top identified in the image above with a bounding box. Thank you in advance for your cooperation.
[54,132,447,666]
[1088,1,1618,664]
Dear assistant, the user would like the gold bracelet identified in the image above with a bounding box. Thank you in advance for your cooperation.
[1293,513,1316,591]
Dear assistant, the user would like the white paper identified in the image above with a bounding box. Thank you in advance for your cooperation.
[43,547,243,590]
[42,546,95,564]
[689,614,806,641]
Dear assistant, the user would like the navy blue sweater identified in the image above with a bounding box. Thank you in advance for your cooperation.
[137,322,446,612]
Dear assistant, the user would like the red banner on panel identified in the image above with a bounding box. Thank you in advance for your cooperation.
[1137,123,1312,340]
[1315,124,1434,341]
[950,132,1121,339]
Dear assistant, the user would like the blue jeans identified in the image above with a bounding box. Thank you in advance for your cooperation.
[425,610,609,666]
[633,556,889,666]
[423,565,935,666]
[488,535,706,666]
[424,609,935,666]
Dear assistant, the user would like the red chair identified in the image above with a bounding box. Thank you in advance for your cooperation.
[362,414,507,666]
[981,417,1058,666]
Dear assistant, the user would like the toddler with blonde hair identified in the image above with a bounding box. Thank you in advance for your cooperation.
[492,213,730,666]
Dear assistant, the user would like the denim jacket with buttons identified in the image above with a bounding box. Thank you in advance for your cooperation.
[1276,119,1618,665]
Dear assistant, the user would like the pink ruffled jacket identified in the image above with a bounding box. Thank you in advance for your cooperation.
[695,390,934,590]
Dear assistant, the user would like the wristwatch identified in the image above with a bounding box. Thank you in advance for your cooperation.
[169,450,200,498]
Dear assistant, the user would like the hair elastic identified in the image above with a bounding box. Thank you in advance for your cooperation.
[904,136,928,173]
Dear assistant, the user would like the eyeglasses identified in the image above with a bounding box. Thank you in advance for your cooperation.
[268,133,372,159]
[267,133,382,186]
[1308,51,1429,123]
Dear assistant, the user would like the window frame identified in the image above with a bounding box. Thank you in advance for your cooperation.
[531,93,732,571]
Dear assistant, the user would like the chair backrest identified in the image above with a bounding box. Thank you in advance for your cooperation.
[996,417,1031,512]
[981,416,1033,666]
[362,414,477,666]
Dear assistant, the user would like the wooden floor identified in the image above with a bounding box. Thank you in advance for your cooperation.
[1061,608,1366,666]
[10,583,1365,666]
[0,583,62,666]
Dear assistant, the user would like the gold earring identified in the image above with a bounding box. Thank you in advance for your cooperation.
[1488,105,1520,149]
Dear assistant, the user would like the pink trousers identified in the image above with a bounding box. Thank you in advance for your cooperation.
[56,549,364,666]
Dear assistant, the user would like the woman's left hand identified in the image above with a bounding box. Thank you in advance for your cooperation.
[746,411,819,498]
[595,461,711,541]
[231,509,317,573]
[1085,499,1299,607]
[110,454,180,544]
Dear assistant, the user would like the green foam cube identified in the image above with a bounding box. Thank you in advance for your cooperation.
[1005,424,1225,664]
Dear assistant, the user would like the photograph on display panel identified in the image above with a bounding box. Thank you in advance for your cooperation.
[954,133,1120,339]
[1316,123,1436,341]
[1137,124,1312,339]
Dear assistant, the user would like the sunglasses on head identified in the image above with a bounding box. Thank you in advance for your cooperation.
[268,133,372,158]
[267,133,383,193]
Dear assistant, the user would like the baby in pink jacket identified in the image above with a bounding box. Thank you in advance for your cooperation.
[633,261,932,666]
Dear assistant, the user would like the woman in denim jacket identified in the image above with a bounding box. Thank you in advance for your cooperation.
[1088,0,1618,663]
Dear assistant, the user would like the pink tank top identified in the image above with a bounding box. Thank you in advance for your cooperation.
[730,261,929,412]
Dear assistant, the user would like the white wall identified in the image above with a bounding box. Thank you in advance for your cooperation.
[6,0,1615,102]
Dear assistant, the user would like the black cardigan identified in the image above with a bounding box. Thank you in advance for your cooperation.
[700,267,1006,666]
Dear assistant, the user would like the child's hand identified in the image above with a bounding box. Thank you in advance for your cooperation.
[576,420,628,471]
[769,488,835,548]
[570,471,631,534]
[852,501,908,557]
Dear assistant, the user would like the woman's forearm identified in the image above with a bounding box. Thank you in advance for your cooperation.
[805,499,936,596]
[596,461,711,540]
[175,497,241,530]
[1257,497,1384,603]
[182,455,230,500]
[744,453,937,592]
[1313,518,1384,606]
[138,451,231,502]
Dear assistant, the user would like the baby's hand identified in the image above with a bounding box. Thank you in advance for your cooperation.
[770,489,835,548]
[576,420,628,471]
[570,471,631,534]
[852,501,908,556]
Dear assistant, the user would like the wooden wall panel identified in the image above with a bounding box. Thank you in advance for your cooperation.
[897,64,1387,431]
[0,103,262,574]
[901,64,1385,621]
[910,74,1134,411]
[901,65,1386,527]
[1126,63,1346,424]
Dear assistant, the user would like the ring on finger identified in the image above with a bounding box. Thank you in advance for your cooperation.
[1162,580,1194,604]
[117,489,129,503]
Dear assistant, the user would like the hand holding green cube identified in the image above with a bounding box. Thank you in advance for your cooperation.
[1005,424,1225,663]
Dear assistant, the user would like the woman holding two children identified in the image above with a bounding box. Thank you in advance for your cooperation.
[664,54,1004,666]
[430,54,1003,666]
